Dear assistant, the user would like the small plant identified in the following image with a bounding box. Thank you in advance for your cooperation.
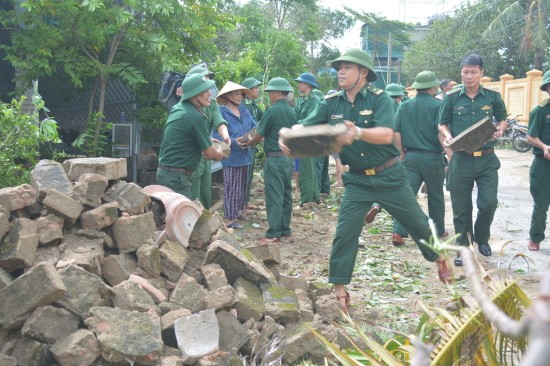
[0,81,60,188]
[72,112,113,157]
[134,104,167,155]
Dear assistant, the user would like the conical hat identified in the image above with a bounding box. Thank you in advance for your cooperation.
[217,81,252,100]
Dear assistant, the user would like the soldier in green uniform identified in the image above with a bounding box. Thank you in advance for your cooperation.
[156,74,227,198]
[280,48,453,310]
[526,70,550,251]
[294,72,321,206]
[385,83,405,113]
[312,90,332,195]
[246,77,296,244]
[401,85,410,102]
[392,71,447,245]
[185,66,230,209]
[241,77,264,212]
[439,53,507,266]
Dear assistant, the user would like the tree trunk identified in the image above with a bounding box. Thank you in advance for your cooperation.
[92,75,107,156]
[534,47,543,71]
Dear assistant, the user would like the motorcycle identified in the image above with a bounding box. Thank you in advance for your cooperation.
[496,117,532,153]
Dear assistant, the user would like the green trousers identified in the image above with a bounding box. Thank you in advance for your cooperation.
[329,163,438,285]
[156,169,193,198]
[191,158,212,209]
[393,151,446,236]
[529,156,550,243]
[447,152,500,246]
[298,157,320,205]
[245,147,257,206]
[316,156,331,194]
[264,156,293,238]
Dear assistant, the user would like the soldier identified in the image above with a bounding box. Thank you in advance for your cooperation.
[294,72,321,207]
[439,53,507,266]
[312,90,332,196]
[156,74,227,198]
[241,77,264,212]
[385,83,405,113]
[245,78,296,244]
[280,48,453,310]
[392,71,447,246]
[526,70,550,251]
[436,79,458,100]
[185,66,230,209]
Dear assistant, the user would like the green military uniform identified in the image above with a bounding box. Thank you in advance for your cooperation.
[302,86,438,285]
[257,98,296,239]
[190,100,227,209]
[439,85,507,247]
[157,100,212,198]
[527,98,550,244]
[312,90,331,194]
[243,98,264,206]
[295,93,321,205]
[393,93,446,237]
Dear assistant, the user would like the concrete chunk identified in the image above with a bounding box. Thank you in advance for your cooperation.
[160,239,188,282]
[60,234,104,276]
[0,218,39,271]
[169,273,206,313]
[0,184,37,211]
[30,159,73,198]
[263,285,300,325]
[0,266,14,289]
[101,253,138,286]
[35,216,64,245]
[137,242,161,278]
[21,305,80,344]
[216,310,250,352]
[204,285,236,310]
[200,263,228,290]
[0,354,16,366]
[0,210,9,241]
[233,277,265,322]
[10,336,52,366]
[174,309,219,362]
[63,157,127,181]
[112,212,156,253]
[55,264,112,318]
[73,173,108,207]
[42,188,83,226]
[80,201,119,230]
[188,211,224,249]
[50,329,101,366]
[112,280,158,312]
[203,240,276,287]
[0,262,65,329]
[245,242,281,265]
[85,307,163,365]
[103,181,151,215]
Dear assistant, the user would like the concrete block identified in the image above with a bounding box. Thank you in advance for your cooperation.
[0,184,37,211]
[42,188,83,226]
[63,157,127,181]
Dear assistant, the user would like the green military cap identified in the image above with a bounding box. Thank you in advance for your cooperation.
[331,48,377,82]
[312,89,325,100]
[187,66,215,79]
[541,70,550,91]
[264,77,293,92]
[242,77,262,89]
[385,83,405,97]
[295,72,318,88]
[410,70,440,89]
[400,85,408,95]
[180,74,215,101]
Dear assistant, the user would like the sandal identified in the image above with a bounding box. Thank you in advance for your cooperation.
[436,257,454,284]
[335,290,351,311]
[528,241,540,251]
[259,237,281,244]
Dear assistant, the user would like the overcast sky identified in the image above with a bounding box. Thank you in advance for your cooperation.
[320,0,470,51]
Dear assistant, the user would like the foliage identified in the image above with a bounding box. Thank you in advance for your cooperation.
[2,0,234,156]
[134,104,167,155]
[211,51,263,89]
[0,82,60,188]
[403,0,543,83]
[71,112,112,158]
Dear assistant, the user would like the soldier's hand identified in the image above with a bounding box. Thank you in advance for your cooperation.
[278,128,292,156]
[443,135,453,147]
[544,145,550,160]
[223,136,231,147]
[337,120,357,146]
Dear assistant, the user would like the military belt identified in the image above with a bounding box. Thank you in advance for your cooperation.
[465,148,494,157]
[350,156,400,176]
[158,165,194,176]
[266,151,286,157]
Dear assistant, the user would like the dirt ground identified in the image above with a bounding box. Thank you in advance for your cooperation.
[224,148,544,334]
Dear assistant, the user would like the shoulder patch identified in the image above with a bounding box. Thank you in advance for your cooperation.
[447,87,460,95]
[324,90,342,99]
[482,86,498,92]
[367,85,383,95]
[539,98,550,107]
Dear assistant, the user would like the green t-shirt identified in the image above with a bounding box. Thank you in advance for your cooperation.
[295,93,321,121]
[528,98,550,156]
[396,93,443,153]
[439,85,507,149]
[300,85,400,169]
[257,99,296,153]
[158,101,212,170]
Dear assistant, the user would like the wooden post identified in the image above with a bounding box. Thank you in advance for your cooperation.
[526,69,543,123]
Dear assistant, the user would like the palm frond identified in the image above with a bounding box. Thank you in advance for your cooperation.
[482,2,523,42]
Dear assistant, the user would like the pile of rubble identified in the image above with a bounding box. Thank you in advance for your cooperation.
[0,158,344,366]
